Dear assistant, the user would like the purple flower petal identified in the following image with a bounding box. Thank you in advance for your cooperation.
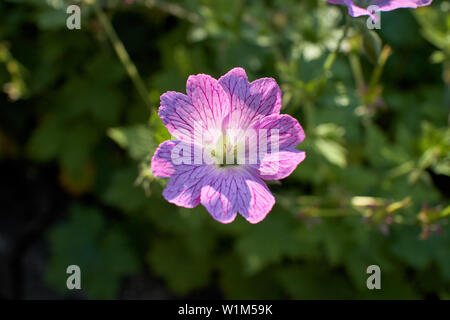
[346,1,375,17]
[186,73,230,131]
[218,67,282,130]
[200,168,275,224]
[325,0,433,17]
[255,150,306,180]
[151,140,179,178]
[253,114,305,151]
[375,0,433,11]
[159,74,230,143]
[159,92,197,142]
[199,169,240,223]
[152,140,215,208]
[163,164,215,208]
[237,170,276,224]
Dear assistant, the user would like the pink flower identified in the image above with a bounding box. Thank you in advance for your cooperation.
[326,0,433,18]
[151,68,305,224]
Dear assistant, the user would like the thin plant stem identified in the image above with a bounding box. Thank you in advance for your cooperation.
[307,12,351,134]
[323,13,351,74]
[94,3,152,112]
[349,53,365,92]
[368,45,392,90]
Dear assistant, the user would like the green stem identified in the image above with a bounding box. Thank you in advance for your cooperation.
[368,45,392,90]
[323,13,351,74]
[308,13,350,134]
[316,11,351,98]
[94,3,152,112]
[348,53,365,92]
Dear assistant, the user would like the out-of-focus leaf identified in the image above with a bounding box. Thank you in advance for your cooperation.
[415,6,450,54]
[35,8,67,29]
[147,237,213,295]
[277,265,354,299]
[314,137,347,168]
[102,167,148,213]
[26,115,65,161]
[148,109,171,145]
[218,254,284,299]
[45,205,139,299]
[108,125,156,161]
[313,123,347,167]
[236,214,304,274]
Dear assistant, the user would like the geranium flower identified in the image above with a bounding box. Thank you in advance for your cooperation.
[151,68,305,224]
[326,0,433,18]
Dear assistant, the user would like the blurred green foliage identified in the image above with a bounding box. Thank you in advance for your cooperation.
[0,0,449,299]
[45,205,139,299]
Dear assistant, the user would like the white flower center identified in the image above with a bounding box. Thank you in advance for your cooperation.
[209,133,241,167]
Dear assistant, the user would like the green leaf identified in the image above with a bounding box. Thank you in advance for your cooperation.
[277,265,354,299]
[314,137,347,168]
[235,214,303,274]
[391,227,433,269]
[26,115,65,161]
[218,254,284,299]
[147,237,213,295]
[102,167,148,213]
[415,6,450,54]
[45,205,139,299]
[27,116,100,177]
[148,109,171,145]
[108,125,156,161]
[313,123,347,167]
[59,122,100,177]
[35,8,67,30]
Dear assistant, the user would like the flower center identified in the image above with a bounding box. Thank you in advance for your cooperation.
[209,134,241,167]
